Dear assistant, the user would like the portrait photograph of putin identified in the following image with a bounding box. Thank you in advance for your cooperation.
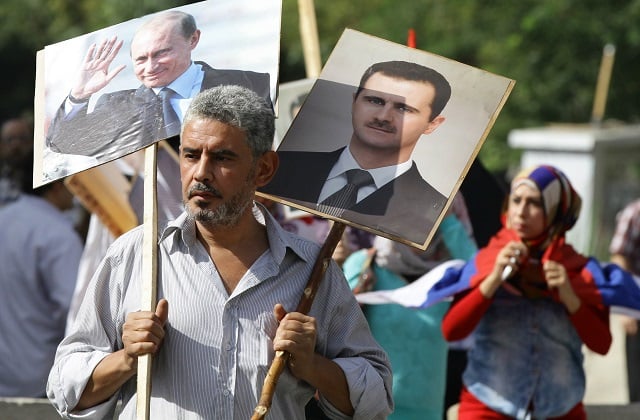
[34,0,280,186]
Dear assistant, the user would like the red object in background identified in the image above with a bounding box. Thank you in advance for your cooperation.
[407,28,416,48]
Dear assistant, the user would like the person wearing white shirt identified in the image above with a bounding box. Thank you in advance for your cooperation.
[48,85,392,419]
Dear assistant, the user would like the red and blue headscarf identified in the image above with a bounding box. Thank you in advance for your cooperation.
[508,165,581,248]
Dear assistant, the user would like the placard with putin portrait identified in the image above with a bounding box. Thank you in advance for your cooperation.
[33,0,281,187]
[259,28,515,249]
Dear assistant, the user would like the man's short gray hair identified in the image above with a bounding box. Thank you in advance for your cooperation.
[136,10,197,41]
[182,85,275,158]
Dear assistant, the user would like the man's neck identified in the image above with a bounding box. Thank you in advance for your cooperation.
[348,138,412,169]
[195,209,269,294]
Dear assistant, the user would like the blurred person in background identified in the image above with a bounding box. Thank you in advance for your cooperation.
[609,198,640,403]
[0,148,83,397]
[0,116,33,206]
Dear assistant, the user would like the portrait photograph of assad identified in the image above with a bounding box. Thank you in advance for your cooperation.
[259,29,514,248]
[34,0,280,187]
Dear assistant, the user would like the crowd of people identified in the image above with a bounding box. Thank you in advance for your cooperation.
[2,90,639,419]
[1,10,639,418]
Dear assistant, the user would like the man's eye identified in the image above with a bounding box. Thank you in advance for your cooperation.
[366,97,385,105]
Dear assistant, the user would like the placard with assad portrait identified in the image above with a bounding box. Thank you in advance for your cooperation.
[258,28,515,249]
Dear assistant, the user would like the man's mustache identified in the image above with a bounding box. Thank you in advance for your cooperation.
[367,119,396,133]
[188,182,223,199]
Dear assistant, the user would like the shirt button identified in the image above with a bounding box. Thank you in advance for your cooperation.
[226,343,233,351]
[222,389,230,396]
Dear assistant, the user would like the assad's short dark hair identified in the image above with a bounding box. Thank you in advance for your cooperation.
[355,61,452,121]
[182,85,275,158]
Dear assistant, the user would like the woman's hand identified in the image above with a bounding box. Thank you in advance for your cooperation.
[481,241,528,298]
[494,241,528,280]
[543,260,580,313]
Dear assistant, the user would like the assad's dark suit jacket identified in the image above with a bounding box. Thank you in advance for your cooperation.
[46,61,270,161]
[261,148,447,244]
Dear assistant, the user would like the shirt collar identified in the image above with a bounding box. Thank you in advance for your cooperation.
[152,62,203,99]
[160,203,313,265]
[327,147,413,187]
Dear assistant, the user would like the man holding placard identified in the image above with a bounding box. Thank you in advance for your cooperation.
[47,86,392,419]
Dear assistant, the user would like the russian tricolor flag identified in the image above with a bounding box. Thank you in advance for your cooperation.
[354,257,640,319]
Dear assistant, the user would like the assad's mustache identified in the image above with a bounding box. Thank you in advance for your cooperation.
[187,182,223,199]
[367,118,396,133]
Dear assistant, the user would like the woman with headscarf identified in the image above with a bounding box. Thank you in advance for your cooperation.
[442,165,612,420]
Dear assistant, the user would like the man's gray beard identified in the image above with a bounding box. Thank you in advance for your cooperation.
[184,181,255,228]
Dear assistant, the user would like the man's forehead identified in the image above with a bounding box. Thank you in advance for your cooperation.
[361,73,436,107]
[364,72,434,92]
[182,118,247,145]
[131,22,179,51]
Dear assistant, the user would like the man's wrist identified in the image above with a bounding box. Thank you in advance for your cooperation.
[68,92,90,104]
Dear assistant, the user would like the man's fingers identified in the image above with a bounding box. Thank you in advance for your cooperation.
[83,43,97,63]
[105,39,124,62]
[104,65,126,82]
[124,337,162,357]
[156,299,169,325]
[273,303,287,322]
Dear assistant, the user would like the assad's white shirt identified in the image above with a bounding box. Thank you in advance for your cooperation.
[317,147,413,203]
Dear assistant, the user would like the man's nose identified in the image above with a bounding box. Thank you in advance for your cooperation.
[145,58,159,73]
[374,104,395,122]
[194,158,212,182]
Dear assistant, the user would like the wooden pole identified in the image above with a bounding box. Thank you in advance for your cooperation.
[298,0,322,78]
[136,143,159,420]
[251,222,346,420]
[251,3,327,418]
[591,43,616,125]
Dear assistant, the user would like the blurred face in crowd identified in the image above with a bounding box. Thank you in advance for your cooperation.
[0,119,32,161]
[508,184,546,240]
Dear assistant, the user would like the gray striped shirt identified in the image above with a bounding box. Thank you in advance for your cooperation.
[47,205,392,419]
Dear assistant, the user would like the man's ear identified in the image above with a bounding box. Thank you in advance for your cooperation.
[189,29,201,50]
[254,150,279,188]
[423,115,446,135]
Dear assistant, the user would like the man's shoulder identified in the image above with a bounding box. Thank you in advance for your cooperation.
[277,148,343,162]
[396,163,446,199]
[269,148,343,183]
[198,61,270,85]
[105,224,146,259]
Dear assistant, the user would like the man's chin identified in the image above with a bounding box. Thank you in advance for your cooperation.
[142,78,166,89]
